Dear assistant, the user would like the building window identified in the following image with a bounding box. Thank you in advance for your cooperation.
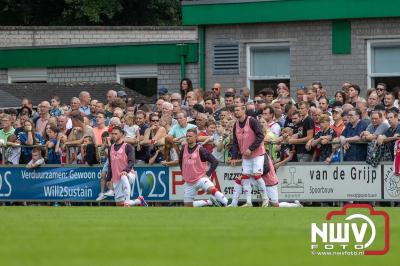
[368,40,400,90]
[8,68,47,83]
[247,43,290,95]
[116,65,158,97]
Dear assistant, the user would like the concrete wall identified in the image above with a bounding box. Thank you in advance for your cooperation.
[0,26,198,47]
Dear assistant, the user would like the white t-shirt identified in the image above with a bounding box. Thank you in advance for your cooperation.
[124,124,140,139]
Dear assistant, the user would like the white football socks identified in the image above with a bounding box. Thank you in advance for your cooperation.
[255,177,269,201]
[193,200,213,207]
[214,191,228,206]
[278,202,300,208]
[230,182,242,206]
[242,179,252,205]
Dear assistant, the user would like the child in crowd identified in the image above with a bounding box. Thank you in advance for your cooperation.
[274,127,296,169]
[46,125,61,164]
[80,136,98,166]
[325,137,341,164]
[123,113,139,141]
[26,147,45,169]
[50,96,64,117]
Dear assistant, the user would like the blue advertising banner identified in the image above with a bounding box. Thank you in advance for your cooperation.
[0,166,170,201]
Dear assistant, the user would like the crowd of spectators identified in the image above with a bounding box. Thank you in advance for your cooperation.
[0,80,399,169]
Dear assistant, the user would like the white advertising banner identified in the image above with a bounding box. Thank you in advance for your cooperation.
[382,164,400,200]
[169,164,382,202]
[276,164,381,201]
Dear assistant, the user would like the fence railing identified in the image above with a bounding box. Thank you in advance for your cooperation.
[0,138,392,165]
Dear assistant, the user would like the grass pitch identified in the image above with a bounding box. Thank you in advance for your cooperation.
[0,207,398,266]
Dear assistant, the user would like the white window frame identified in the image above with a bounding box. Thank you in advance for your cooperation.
[246,42,290,90]
[367,39,400,89]
[116,65,158,84]
[8,68,47,83]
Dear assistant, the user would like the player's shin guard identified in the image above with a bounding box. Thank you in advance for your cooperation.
[230,179,242,207]
[211,188,228,206]
[193,200,213,207]
[242,178,252,205]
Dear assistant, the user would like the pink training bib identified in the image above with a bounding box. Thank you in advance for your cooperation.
[235,116,265,159]
[262,155,279,186]
[182,144,207,184]
[110,142,128,183]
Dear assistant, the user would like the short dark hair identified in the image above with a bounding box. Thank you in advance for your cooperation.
[97,111,106,118]
[350,84,361,95]
[263,105,275,116]
[224,92,235,98]
[69,110,84,123]
[353,108,362,118]
[186,128,197,135]
[112,126,124,134]
[387,109,399,117]
[204,97,216,104]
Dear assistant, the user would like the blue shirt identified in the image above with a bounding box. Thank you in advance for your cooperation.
[342,120,368,161]
[17,131,45,157]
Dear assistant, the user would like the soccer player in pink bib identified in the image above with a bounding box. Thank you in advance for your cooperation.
[179,128,228,207]
[230,104,269,207]
[107,126,147,207]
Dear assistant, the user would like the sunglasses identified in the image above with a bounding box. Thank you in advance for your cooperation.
[254,100,263,104]
[151,120,159,122]
[211,88,219,91]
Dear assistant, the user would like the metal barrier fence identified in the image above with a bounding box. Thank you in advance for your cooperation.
[0,162,398,204]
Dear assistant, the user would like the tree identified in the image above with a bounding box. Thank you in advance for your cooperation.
[0,0,181,26]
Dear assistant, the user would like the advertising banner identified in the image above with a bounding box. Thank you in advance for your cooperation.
[0,164,389,202]
[276,164,381,201]
[0,166,170,201]
[382,164,400,200]
[169,164,382,202]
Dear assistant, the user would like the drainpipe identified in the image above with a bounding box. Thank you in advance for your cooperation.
[177,44,188,80]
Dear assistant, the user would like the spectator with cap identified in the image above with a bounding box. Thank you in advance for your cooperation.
[159,87,169,101]
[331,106,345,137]
[117,90,128,102]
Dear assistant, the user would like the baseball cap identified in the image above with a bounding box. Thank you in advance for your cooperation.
[117,90,127,97]
[159,87,169,95]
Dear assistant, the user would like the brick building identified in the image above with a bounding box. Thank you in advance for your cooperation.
[183,0,400,97]
[1,0,400,107]
[0,26,200,106]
